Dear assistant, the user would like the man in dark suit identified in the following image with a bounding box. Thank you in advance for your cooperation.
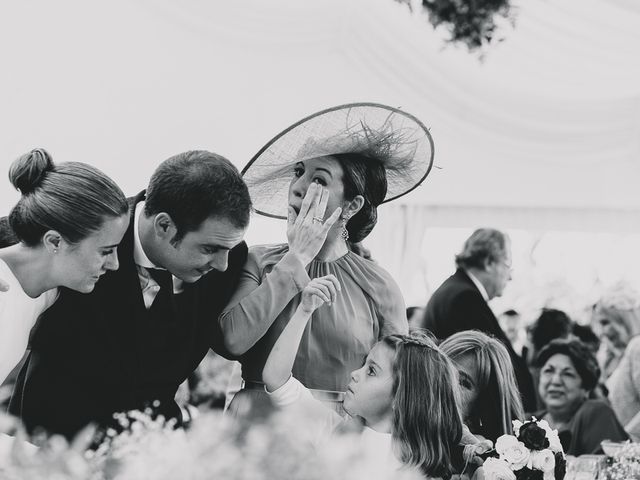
[3,150,252,439]
[421,228,537,412]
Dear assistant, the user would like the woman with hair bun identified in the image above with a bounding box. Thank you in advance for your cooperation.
[0,148,129,383]
[220,104,434,417]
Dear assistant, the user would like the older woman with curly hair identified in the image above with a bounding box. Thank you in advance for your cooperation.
[594,284,640,440]
[535,338,628,456]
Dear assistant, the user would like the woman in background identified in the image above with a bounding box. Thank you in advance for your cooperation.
[440,330,525,443]
[535,338,628,455]
[594,284,640,440]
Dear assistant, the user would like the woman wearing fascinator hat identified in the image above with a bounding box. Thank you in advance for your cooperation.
[219,103,434,417]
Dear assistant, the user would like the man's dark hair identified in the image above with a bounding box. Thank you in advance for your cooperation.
[144,151,251,241]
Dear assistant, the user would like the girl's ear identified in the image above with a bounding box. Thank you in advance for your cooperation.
[42,230,63,254]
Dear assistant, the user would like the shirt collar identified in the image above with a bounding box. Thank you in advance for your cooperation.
[133,201,162,270]
[465,269,490,302]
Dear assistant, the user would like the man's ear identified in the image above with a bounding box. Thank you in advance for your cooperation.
[42,230,63,254]
[343,195,365,219]
[153,213,176,240]
[482,257,495,272]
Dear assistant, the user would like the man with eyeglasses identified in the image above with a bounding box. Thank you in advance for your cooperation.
[421,228,536,412]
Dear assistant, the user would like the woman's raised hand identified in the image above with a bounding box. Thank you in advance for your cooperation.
[300,275,341,314]
[287,183,342,267]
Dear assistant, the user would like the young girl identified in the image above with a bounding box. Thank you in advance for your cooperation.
[262,275,468,479]
[439,331,525,443]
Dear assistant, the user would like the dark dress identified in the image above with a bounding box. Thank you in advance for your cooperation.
[536,400,629,456]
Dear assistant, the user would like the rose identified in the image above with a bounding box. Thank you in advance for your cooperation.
[535,420,563,454]
[512,420,523,437]
[495,435,519,455]
[482,457,516,480]
[518,422,550,450]
[496,435,530,470]
[530,450,556,473]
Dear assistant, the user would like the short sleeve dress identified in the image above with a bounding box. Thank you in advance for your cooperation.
[220,244,407,415]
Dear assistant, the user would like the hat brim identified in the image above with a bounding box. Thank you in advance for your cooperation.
[242,102,434,219]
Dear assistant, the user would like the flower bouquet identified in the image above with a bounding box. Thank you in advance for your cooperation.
[483,417,567,480]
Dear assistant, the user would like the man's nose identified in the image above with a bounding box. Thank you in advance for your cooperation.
[210,251,229,272]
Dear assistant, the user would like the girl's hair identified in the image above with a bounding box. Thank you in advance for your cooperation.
[440,330,524,443]
[8,148,129,246]
[383,330,462,479]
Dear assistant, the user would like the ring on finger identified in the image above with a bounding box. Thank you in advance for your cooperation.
[312,216,323,223]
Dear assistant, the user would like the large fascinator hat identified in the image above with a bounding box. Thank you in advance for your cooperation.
[242,102,435,219]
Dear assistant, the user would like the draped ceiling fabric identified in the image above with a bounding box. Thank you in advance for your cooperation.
[0,0,639,299]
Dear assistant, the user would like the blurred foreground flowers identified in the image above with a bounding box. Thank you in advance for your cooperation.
[0,399,420,480]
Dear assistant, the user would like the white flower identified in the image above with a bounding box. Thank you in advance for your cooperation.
[501,443,530,470]
[530,449,556,473]
[483,458,517,480]
[512,420,523,437]
[534,419,563,453]
[495,435,519,455]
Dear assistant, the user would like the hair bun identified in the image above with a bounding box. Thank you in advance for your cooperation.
[9,148,55,194]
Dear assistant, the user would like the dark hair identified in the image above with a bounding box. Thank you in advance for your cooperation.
[144,151,251,241]
[384,331,462,479]
[8,148,128,246]
[535,338,600,391]
[455,228,509,270]
[571,323,600,349]
[333,153,387,243]
[440,330,525,443]
[530,308,572,353]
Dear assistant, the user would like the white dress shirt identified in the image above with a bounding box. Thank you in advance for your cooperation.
[465,269,489,302]
[133,202,183,309]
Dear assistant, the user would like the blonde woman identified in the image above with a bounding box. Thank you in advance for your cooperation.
[593,284,640,440]
[440,330,525,443]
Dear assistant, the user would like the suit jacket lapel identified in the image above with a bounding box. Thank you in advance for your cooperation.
[95,192,147,390]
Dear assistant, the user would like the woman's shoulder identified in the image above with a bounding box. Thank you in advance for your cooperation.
[625,335,640,353]
[343,252,398,288]
[576,399,617,418]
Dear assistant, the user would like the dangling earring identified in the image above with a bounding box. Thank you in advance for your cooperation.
[340,216,350,241]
